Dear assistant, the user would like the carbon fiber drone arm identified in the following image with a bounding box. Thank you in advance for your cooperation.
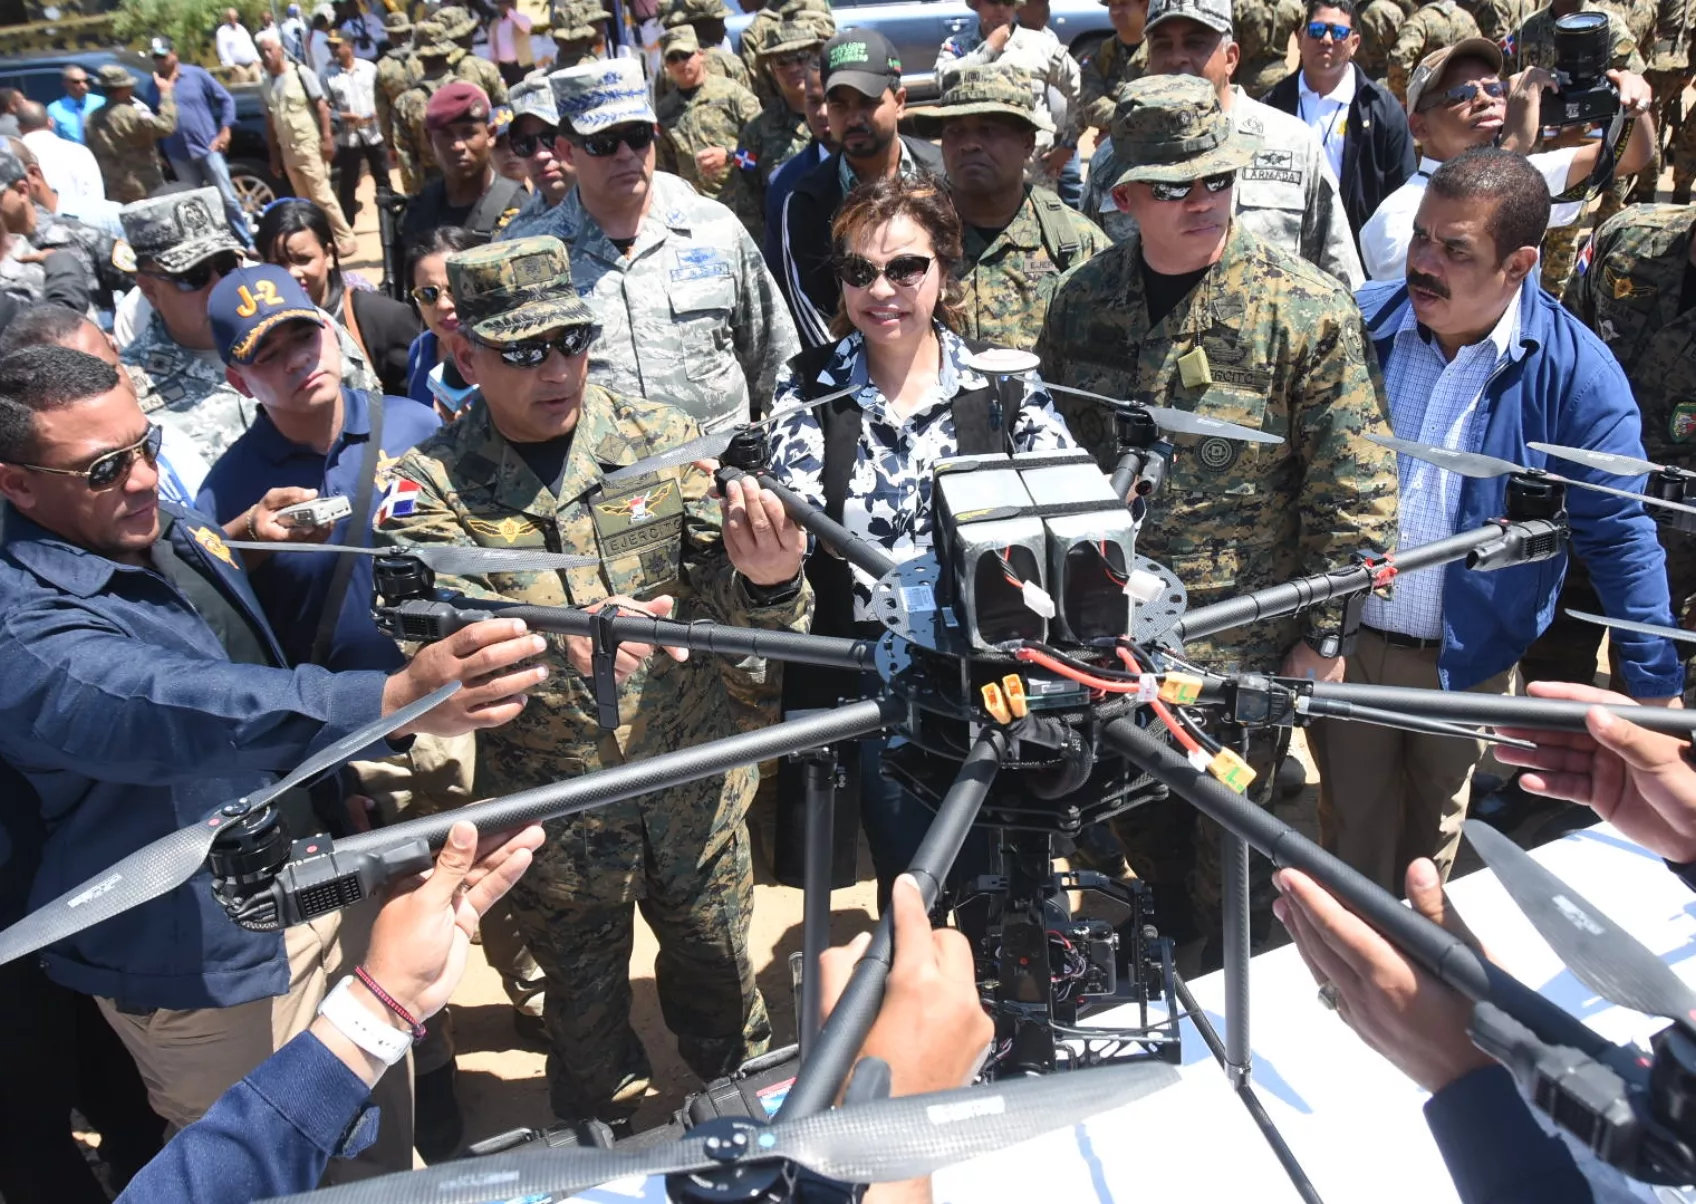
[717,467,901,580]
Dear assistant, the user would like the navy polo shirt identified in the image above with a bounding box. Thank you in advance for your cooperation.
[198,389,441,671]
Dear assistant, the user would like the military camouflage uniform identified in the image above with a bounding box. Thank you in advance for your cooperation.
[1357,0,1413,78]
[1081,88,1365,286]
[737,0,833,104]
[1629,0,1692,203]
[656,72,764,200]
[1565,204,1696,616]
[1386,0,1484,101]
[654,0,755,111]
[550,0,611,67]
[85,87,177,204]
[1077,36,1148,135]
[935,21,1083,153]
[380,238,810,1122]
[729,96,811,235]
[435,5,510,103]
[1470,0,1532,38]
[1039,74,1399,944]
[391,28,459,195]
[1234,0,1305,96]
[375,42,422,174]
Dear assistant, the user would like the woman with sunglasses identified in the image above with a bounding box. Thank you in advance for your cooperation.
[257,198,420,397]
[403,226,487,415]
[765,176,1075,905]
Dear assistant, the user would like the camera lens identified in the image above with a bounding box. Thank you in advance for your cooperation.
[1553,10,1611,89]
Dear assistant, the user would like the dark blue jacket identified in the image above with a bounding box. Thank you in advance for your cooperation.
[197,389,440,672]
[142,65,236,162]
[115,1031,378,1203]
[1359,279,1683,697]
[405,330,437,408]
[0,504,388,1009]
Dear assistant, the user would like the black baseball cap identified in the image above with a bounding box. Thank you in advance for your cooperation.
[820,29,902,99]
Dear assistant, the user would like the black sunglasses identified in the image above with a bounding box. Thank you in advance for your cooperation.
[475,324,600,367]
[574,124,655,157]
[411,283,451,305]
[834,253,933,289]
[509,126,559,158]
[1147,171,1236,202]
[1417,78,1506,112]
[1305,20,1352,39]
[767,49,813,68]
[140,250,241,293]
[17,424,162,491]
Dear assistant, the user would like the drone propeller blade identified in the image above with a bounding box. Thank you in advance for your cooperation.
[1527,441,1665,479]
[0,682,461,969]
[599,390,858,488]
[222,542,599,574]
[260,1061,1179,1204]
[1366,433,1525,479]
[1044,383,1282,444]
[1464,819,1696,1025]
[1566,609,1696,646]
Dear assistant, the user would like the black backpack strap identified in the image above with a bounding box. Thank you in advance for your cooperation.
[1028,188,1080,273]
[468,176,525,236]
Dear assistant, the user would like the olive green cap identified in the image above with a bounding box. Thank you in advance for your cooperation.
[1107,74,1258,186]
[449,236,595,345]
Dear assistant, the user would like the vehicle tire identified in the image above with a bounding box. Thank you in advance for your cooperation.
[227,159,289,224]
[1070,30,1109,68]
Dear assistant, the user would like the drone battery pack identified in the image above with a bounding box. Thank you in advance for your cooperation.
[683,1045,801,1126]
[932,455,1049,649]
[1020,458,1137,644]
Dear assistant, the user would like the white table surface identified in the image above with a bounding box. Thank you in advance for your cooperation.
[563,823,1696,1204]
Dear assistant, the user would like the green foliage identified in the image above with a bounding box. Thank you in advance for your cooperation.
[112,0,272,65]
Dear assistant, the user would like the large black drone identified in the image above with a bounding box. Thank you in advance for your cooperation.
[7,365,1696,1203]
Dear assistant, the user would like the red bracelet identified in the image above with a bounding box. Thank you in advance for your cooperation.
[352,965,427,1040]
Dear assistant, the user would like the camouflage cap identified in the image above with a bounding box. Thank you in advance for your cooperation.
[119,186,246,273]
[549,58,657,134]
[552,0,611,34]
[661,0,732,28]
[96,63,140,89]
[1145,0,1232,35]
[450,236,594,345]
[661,24,701,55]
[383,9,413,33]
[0,146,26,189]
[758,20,823,57]
[935,63,1052,132]
[509,73,560,126]
[414,19,457,56]
[1107,74,1258,186]
[434,3,480,38]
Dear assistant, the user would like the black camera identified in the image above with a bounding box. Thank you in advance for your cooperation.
[1547,10,1621,126]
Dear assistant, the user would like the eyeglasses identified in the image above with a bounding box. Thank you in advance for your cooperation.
[509,126,558,158]
[1147,171,1236,202]
[474,324,600,366]
[834,253,933,289]
[16,424,162,491]
[411,283,451,305]
[1305,20,1352,39]
[139,250,241,293]
[1416,78,1506,112]
[573,123,656,157]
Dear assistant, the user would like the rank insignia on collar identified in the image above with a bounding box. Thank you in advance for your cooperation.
[193,525,236,567]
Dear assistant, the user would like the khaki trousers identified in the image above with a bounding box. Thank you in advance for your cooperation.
[283,151,358,254]
[97,903,414,1181]
[1307,627,1514,894]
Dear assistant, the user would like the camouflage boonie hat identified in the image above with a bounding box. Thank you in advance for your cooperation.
[509,73,560,125]
[435,4,480,38]
[414,19,457,57]
[1107,74,1257,186]
[119,186,245,272]
[758,20,822,57]
[935,63,1052,132]
[96,63,140,89]
[661,0,732,29]
[383,9,413,34]
[661,24,700,55]
[449,236,594,345]
[552,0,610,38]
[1145,0,1233,34]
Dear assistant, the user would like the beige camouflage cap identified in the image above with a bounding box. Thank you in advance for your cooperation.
[936,63,1052,132]
[414,19,457,57]
[1108,74,1258,186]
[450,236,594,346]
[552,0,610,38]
[96,63,140,89]
[435,3,480,38]
[119,186,246,272]
[383,9,412,34]
[662,0,732,29]
[758,20,823,57]
[661,24,700,55]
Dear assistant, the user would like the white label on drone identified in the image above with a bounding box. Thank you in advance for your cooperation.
[1021,581,1057,619]
[902,584,936,612]
[926,1095,1007,1125]
[67,872,123,909]
[1137,675,1159,701]
[1124,569,1165,604]
[1552,895,1605,936]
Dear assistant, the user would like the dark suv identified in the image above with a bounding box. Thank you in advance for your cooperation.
[0,48,285,219]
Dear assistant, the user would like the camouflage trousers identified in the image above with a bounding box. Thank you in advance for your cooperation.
[508,824,772,1124]
[1631,70,1696,203]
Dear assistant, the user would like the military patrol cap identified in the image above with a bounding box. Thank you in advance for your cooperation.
[510,73,560,126]
[449,236,595,346]
[1404,37,1504,115]
[208,264,326,366]
[435,4,480,38]
[1107,74,1258,185]
[383,9,413,34]
[414,20,456,57]
[821,29,902,99]
[661,25,701,57]
[550,58,657,134]
[1145,0,1233,35]
[758,20,822,57]
[0,146,26,189]
[97,63,140,89]
[935,63,1052,132]
[120,186,246,272]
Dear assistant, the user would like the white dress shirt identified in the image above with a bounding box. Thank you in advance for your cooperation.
[22,128,105,212]
[1362,285,1527,638]
[1297,67,1355,183]
[325,58,381,147]
[216,22,260,67]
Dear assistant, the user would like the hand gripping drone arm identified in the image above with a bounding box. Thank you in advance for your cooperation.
[718,466,902,580]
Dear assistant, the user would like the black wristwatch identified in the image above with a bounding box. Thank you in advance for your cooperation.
[1304,631,1344,660]
[742,569,804,607]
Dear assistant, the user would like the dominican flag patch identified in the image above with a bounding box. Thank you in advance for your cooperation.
[377,478,420,525]
[735,147,758,171]
[1499,32,1516,56]
[1575,235,1594,277]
